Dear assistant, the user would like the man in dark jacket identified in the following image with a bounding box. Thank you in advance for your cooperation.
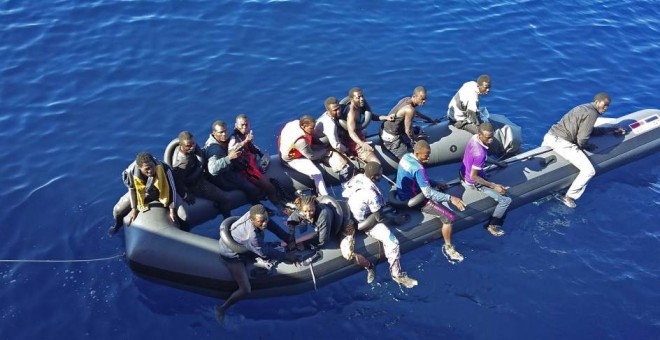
[542,93,626,208]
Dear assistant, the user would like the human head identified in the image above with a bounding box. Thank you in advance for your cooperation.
[413,139,431,163]
[177,131,196,155]
[412,86,427,107]
[324,97,340,118]
[135,152,156,177]
[477,74,491,95]
[363,161,382,182]
[592,92,611,114]
[299,115,316,135]
[348,87,365,107]
[249,204,269,230]
[477,122,495,146]
[235,114,250,134]
[211,120,229,143]
[293,195,317,222]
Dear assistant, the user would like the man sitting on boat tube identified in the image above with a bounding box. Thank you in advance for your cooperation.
[216,204,291,324]
[381,86,438,160]
[460,123,511,237]
[278,115,330,196]
[338,87,395,165]
[395,140,467,262]
[172,131,232,220]
[448,75,505,156]
[342,162,418,288]
[315,97,353,182]
[108,152,179,235]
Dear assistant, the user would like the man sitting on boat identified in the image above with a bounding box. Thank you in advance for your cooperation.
[338,87,395,165]
[229,114,286,210]
[380,86,438,160]
[541,92,626,208]
[395,140,467,262]
[279,115,330,196]
[315,97,353,181]
[342,162,418,288]
[172,131,231,220]
[448,75,510,156]
[216,204,291,325]
[460,123,511,237]
[108,152,179,235]
[204,120,264,205]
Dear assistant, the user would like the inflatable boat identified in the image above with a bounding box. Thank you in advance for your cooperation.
[122,109,659,298]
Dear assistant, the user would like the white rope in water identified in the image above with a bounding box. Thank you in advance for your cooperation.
[0,252,126,263]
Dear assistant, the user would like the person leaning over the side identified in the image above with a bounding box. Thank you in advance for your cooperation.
[460,122,511,237]
[215,204,291,325]
[108,152,179,235]
[541,92,626,208]
[396,140,467,262]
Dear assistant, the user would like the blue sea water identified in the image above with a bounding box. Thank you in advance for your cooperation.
[1,1,659,339]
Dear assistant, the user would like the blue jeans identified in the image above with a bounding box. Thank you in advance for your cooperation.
[464,183,512,227]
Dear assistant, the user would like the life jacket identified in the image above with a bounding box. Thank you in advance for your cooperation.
[278,120,312,160]
[132,162,171,212]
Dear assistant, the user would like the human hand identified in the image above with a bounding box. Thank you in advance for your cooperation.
[127,208,139,227]
[183,192,196,205]
[228,147,242,160]
[613,127,627,136]
[450,196,466,211]
[494,184,507,195]
[360,142,373,152]
[245,130,254,143]
[169,208,178,225]
[285,251,301,267]
[581,143,597,152]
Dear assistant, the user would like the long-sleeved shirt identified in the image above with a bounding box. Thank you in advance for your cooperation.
[287,203,334,247]
[548,102,608,147]
[218,211,289,261]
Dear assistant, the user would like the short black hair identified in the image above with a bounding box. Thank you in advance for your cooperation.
[414,139,430,153]
[413,86,426,96]
[593,92,610,102]
[363,161,382,178]
[348,87,362,99]
[478,122,494,134]
[477,74,491,86]
[135,152,154,166]
[299,115,316,126]
[324,96,338,110]
[249,204,268,219]
[178,131,194,143]
[212,120,226,131]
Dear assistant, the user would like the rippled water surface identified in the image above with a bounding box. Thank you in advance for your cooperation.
[1,1,658,339]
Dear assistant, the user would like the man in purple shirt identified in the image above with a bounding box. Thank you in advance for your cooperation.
[460,122,511,237]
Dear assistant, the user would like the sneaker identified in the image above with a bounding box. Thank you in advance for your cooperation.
[443,244,464,263]
[486,225,505,237]
[392,274,418,288]
[366,267,376,284]
[559,195,577,208]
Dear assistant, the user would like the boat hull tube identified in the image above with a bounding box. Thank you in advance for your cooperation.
[124,109,659,298]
